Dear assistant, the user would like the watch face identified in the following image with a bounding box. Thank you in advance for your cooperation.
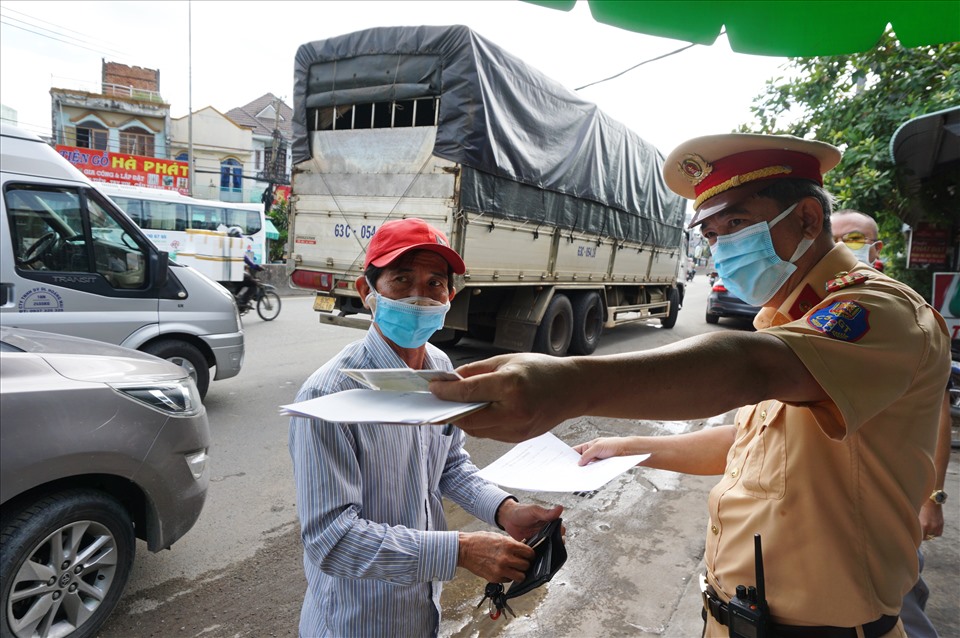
[932,491,948,504]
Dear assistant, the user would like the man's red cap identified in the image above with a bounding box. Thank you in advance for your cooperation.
[663,133,842,227]
[364,218,466,274]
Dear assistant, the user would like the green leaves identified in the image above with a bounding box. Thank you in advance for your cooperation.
[745,30,959,298]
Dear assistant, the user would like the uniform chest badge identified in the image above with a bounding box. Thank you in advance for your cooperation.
[807,300,870,342]
[825,271,869,293]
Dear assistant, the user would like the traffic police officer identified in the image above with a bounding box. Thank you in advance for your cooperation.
[430,133,951,638]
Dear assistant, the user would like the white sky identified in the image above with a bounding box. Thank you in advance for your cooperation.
[0,0,792,157]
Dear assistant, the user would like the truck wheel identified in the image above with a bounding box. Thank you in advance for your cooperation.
[0,489,135,638]
[430,328,464,347]
[143,339,210,398]
[534,294,573,356]
[569,292,603,355]
[660,287,680,329]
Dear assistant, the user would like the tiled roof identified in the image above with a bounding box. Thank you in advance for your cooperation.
[225,93,293,140]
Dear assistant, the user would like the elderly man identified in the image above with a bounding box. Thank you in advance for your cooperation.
[431,134,950,637]
[289,218,562,637]
[832,208,885,270]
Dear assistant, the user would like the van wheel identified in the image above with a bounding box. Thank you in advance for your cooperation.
[660,287,680,329]
[569,292,603,355]
[143,339,210,398]
[0,489,135,638]
[534,294,573,356]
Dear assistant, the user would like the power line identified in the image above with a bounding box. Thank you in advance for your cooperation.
[0,6,132,59]
[0,18,131,59]
[574,41,699,91]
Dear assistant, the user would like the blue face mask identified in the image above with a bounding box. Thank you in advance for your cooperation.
[711,202,814,306]
[365,282,450,349]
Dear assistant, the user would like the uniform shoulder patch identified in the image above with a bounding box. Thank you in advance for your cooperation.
[825,271,869,293]
[807,300,870,342]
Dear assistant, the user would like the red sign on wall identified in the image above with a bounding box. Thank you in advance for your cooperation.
[55,145,190,195]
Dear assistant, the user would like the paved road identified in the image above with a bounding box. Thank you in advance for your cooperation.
[97,278,959,637]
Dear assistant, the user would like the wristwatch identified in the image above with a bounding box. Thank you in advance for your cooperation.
[930,490,948,505]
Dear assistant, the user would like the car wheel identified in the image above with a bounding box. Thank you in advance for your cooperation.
[143,339,210,398]
[569,292,603,355]
[0,489,135,638]
[533,294,573,356]
[706,311,720,324]
[660,287,681,329]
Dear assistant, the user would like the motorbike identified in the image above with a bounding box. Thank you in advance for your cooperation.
[708,271,719,286]
[224,277,282,321]
[685,267,696,282]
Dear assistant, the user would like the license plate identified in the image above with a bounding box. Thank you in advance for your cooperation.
[313,295,336,312]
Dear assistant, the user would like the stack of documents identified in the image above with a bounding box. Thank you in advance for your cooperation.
[280,368,487,426]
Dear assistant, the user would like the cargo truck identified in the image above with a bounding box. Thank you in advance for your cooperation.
[287,25,688,355]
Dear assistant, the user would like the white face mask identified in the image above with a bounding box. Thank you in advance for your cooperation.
[849,243,875,264]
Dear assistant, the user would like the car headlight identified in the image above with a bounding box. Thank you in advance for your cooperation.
[112,379,203,415]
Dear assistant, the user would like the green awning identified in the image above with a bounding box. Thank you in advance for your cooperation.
[525,1,959,57]
[264,218,280,240]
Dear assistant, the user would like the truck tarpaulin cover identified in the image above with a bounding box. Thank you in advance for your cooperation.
[292,25,686,248]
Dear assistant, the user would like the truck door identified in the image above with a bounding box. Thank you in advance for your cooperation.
[1,182,160,342]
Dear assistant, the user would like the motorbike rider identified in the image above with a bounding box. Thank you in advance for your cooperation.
[227,227,262,310]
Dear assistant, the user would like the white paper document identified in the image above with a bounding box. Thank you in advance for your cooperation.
[281,388,487,426]
[340,368,461,392]
[476,432,650,492]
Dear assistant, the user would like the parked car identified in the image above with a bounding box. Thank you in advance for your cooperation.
[706,279,761,324]
[0,327,210,638]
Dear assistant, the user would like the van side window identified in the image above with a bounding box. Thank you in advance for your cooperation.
[4,185,148,289]
[6,186,91,273]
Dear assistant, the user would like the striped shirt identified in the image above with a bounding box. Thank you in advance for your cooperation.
[289,328,511,637]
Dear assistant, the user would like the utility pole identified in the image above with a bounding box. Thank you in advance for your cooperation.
[187,1,194,197]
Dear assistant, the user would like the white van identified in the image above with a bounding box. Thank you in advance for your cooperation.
[0,123,243,397]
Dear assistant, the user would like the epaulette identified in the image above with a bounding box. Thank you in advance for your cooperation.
[825,271,869,294]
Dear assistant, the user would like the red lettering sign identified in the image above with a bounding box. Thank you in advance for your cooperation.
[56,145,190,195]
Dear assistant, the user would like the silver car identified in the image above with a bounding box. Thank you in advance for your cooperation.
[0,327,210,638]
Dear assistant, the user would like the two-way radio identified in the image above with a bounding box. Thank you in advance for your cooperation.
[726,534,772,638]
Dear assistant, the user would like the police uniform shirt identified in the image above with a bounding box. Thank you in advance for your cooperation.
[704,244,950,627]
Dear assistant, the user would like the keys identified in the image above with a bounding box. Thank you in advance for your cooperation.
[476,582,515,619]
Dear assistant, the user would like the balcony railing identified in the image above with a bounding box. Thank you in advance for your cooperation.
[102,83,164,103]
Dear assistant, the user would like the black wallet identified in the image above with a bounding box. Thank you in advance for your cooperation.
[479,517,566,618]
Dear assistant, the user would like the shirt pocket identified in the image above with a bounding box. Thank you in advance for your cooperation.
[739,402,787,500]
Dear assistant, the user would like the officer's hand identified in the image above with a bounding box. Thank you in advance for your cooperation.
[430,353,580,443]
[496,502,563,543]
[574,437,633,465]
[458,531,535,583]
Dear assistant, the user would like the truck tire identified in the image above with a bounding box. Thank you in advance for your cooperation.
[534,294,573,356]
[143,339,210,398]
[660,287,680,329]
[0,489,135,638]
[569,292,603,355]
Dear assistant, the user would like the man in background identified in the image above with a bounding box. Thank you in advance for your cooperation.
[832,208,952,638]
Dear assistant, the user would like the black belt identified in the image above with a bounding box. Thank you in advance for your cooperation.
[701,579,898,638]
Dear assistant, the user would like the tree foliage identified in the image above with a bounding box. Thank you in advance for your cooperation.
[741,32,959,299]
[267,194,289,263]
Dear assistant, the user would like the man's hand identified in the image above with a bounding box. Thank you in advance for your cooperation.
[430,353,580,442]
[920,500,944,539]
[496,500,563,543]
[458,531,535,583]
